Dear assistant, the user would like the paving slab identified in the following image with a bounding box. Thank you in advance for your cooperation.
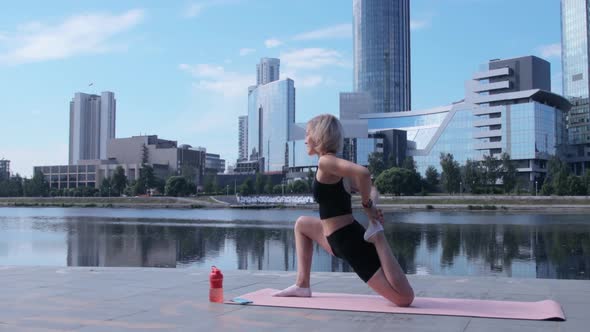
[0,266,587,331]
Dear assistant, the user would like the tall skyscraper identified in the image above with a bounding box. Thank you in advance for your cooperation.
[561,0,589,99]
[238,115,248,161]
[248,57,295,172]
[256,58,280,85]
[353,0,411,113]
[561,0,590,173]
[69,92,116,164]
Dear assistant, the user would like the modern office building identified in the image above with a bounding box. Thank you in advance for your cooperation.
[205,153,226,174]
[247,67,295,172]
[37,135,207,189]
[353,0,411,113]
[361,56,570,187]
[256,58,280,85]
[34,161,139,190]
[561,0,590,173]
[0,159,10,180]
[238,115,248,161]
[108,135,206,185]
[69,92,116,164]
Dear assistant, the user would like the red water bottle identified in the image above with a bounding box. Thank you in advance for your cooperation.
[209,266,224,303]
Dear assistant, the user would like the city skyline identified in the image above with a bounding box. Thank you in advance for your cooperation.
[0,0,562,177]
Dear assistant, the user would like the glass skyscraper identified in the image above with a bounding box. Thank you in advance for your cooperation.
[248,79,295,172]
[561,0,589,99]
[561,0,590,172]
[353,0,411,113]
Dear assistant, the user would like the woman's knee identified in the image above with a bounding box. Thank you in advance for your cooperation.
[294,216,310,233]
[395,290,414,307]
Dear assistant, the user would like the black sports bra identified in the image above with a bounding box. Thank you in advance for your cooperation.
[312,174,352,219]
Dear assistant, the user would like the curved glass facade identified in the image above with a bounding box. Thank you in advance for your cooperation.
[353,0,411,113]
[248,79,295,172]
[366,102,565,176]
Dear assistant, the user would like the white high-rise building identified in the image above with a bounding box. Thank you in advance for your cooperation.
[69,91,116,164]
[256,58,280,85]
[238,115,248,161]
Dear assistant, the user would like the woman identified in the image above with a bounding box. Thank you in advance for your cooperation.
[273,114,414,307]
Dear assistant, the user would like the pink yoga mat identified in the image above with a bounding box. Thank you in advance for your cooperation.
[229,288,565,321]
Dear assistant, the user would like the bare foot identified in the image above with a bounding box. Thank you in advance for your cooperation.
[364,220,384,242]
[272,284,312,297]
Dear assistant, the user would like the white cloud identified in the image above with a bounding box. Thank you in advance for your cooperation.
[283,71,324,88]
[293,24,351,41]
[410,18,430,30]
[280,48,349,70]
[265,38,283,48]
[538,43,561,59]
[239,48,255,56]
[185,3,205,18]
[179,63,254,97]
[183,0,242,18]
[0,9,145,65]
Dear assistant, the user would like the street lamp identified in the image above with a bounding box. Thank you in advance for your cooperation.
[535,181,538,196]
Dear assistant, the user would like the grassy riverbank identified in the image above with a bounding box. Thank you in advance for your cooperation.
[0,196,224,209]
[1,195,590,211]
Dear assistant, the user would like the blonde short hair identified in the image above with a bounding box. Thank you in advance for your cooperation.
[307,114,343,154]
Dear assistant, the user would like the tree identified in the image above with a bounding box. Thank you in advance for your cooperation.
[567,175,586,196]
[100,178,115,197]
[462,159,483,193]
[165,176,190,196]
[136,164,156,195]
[401,156,417,173]
[111,166,127,196]
[0,175,24,197]
[23,171,49,197]
[375,167,419,196]
[264,176,274,194]
[255,173,266,194]
[424,166,439,193]
[239,178,254,196]
[481,155,500,192]
[500,153,517,194]
[583,169,590,195]
[439,153,461,194]
[540,182,554,196]
[203,175,215,193]
[547,156,569,196]
[368,152,387,178]
[291,179,309,194]
[272,184,283,194]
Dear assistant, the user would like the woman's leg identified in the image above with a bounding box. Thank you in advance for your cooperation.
[274,216,333,297]
[293,215,333,287]
[366,232,414,307]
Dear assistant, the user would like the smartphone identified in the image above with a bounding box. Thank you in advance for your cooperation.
[231,297,253,305]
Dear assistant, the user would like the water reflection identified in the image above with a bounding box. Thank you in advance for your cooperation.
[0,208,589,280]
[63,218,590,280]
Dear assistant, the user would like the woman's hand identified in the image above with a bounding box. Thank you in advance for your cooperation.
[364,205,384,225]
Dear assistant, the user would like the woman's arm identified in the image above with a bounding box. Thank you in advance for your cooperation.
[319,155,383,222]
[319,155,371,203]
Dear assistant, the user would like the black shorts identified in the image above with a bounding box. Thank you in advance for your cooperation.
[326,220,381,282]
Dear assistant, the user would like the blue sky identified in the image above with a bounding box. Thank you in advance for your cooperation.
[0,0,562,177]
